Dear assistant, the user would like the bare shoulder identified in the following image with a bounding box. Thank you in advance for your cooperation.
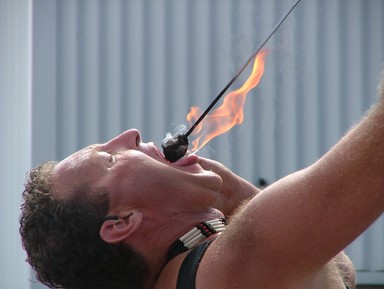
[194,214,357,289]
[154,238,355,289]
[195,231,292,289]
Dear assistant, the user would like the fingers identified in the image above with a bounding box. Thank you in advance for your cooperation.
[197,156,226,172]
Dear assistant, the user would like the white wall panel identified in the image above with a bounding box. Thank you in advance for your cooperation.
[26,0,384,287]
[0,0,32,288]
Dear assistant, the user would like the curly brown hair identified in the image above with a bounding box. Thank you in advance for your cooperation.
[19,161,149,289]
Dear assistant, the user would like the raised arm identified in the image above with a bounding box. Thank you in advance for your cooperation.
[199,66,384,289]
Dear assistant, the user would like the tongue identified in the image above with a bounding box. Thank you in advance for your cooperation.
[172,153,198,167]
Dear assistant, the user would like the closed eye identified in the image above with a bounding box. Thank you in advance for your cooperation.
[109,154,116,165]
[92,148,116,168]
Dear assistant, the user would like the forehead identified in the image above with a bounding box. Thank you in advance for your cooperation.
[51,146,104,198]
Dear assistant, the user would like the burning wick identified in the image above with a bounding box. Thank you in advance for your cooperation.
[161,0,301,163]
[161,133,189,163]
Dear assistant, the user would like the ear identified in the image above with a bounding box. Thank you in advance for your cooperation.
[99,210,143,244]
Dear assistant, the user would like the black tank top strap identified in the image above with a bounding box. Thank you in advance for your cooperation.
[176,240,213,289]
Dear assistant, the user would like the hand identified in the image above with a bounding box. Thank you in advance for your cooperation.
[197,156,260,217]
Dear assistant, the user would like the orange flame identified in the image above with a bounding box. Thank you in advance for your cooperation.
[187,50,268,151]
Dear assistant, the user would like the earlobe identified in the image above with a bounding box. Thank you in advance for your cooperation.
[99,210,143,244]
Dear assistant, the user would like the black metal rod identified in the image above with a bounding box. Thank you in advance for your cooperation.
[185,0,301,137]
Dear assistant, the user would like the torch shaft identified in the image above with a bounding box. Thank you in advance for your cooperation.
[185,0,301,137]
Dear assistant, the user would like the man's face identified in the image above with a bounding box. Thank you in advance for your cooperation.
[51,129,222,216]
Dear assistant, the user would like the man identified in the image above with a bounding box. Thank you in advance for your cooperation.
[20,67,384,289]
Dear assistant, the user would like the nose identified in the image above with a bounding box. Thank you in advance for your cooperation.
[102,129,142,151]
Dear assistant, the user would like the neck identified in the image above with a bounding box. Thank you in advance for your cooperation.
[132,210,225,288]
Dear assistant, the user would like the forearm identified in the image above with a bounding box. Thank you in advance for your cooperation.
[213,171,260,218]
[228,72,384,279]
[221,175,260,218]
[308,101,384,242]
[197,156,260,218]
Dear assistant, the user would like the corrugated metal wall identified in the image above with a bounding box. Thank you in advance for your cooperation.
[0,1,31,289]
[30,0,384,287]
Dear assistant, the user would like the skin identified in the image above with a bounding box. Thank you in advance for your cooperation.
[193,106,384,288]
[51,129,258,287]
[51,70,384,289]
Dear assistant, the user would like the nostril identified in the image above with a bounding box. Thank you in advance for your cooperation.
[135,134,141,147]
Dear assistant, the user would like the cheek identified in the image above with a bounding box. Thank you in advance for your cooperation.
[107,155,223,207]
[105,161,162,199]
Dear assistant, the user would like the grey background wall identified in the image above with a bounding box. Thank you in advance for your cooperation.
[1,0,383,288]
[1,0,31,289]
